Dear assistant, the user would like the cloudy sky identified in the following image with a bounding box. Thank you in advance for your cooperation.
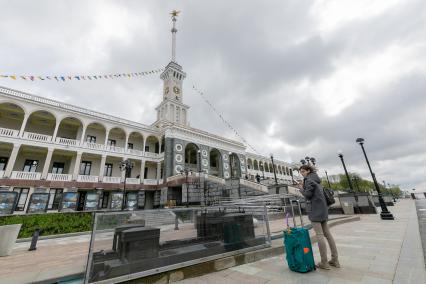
[1,0,425,191]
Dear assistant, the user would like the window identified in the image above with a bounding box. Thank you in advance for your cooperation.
[0,157,8,171]
[51,162,65,174]
[23,160,38,172]
[48,188,63,210]
[107,139,116,147]
[127,143,133,149]
[86,135,96,143]
[13,188,29,211]
[145,146,149,152]
[101,191,110,209]
[104,163,113,177]
[79,161,92,175]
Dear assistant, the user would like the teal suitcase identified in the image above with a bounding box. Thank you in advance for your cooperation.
[283,201,315,273]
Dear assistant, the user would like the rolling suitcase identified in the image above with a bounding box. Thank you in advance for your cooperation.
[283,200,315,273]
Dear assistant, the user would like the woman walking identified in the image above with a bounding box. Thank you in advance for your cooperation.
[297,165,340,270]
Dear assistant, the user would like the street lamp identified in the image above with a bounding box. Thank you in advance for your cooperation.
[356,138,394,220]
[120,159,134,210]
[270,153,279,194]
[324,170,332,188]
[180,168,192,207]
[337,151,355,192]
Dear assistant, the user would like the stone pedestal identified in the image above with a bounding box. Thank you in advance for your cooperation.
[0,224,21,256]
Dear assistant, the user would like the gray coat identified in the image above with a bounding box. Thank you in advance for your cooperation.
[300,172,328,222]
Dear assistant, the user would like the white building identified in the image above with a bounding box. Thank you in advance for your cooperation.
[0,13,295,214]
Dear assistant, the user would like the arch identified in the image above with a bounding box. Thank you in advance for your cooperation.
[24,110,56,136]
[145,135,159,153]
[128,131,144,151]
[0,102,26,130]
[209,148,222,177]
[85,122,107,144]
[185,143,199,171]
[57,116,83,140]
[247,158,253,170]
[253,160,259,170]
[107,127,127,148]
[229,153,241,179]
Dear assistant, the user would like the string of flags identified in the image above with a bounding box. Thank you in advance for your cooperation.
[192,85,260,155]
[0,68,164,82]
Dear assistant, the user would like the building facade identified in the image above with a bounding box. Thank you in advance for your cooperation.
[0,14,295,214]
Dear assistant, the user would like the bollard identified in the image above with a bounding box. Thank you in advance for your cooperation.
[29,228,41,251]
[174,215,179,230]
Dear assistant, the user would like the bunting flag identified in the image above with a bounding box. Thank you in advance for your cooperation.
[192,85,260,155]
[0,68,164,82]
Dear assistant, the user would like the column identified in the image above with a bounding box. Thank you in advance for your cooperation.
[51,120,60,141]
[72,152,83,180]
[124,134,129,151]
[41,148,54,179]
[19,113,30,137]
[79,125,87,144]
[142,137,147,155]
[140,160,145,183]
[104,129,110,147]
[4,144,20,177]
[156,162,161,184]
[98,155,107,182]
[158,140,162,154]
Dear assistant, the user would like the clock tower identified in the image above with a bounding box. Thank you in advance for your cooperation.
[154,10,189,128]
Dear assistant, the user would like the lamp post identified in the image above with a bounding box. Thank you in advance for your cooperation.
[337,152,354,193]
[120,159,134,210]
[356,138,394,220]
[180,168,192,207]
[270,153,279,194]
[324,170,332,188]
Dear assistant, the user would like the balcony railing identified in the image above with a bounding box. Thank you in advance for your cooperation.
[102,176,122,183]
[11,171,42,180]
[0,127,19,137]
[83,142,106,151]
[23,132,52,142]
[145,152,160,158]
[106,145,125,153]
[77,175,99,182]
[46,173,72,181]
[125,178,140,184]
[127,148,143,156]
[144,178,158,185]
[56,137,79,147]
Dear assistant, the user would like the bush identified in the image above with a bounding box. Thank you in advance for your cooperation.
[0,212,93,238]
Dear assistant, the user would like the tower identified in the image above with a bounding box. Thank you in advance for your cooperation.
[154,10,189,128]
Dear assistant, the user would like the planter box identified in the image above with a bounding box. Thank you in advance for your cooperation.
[0,224,22,256]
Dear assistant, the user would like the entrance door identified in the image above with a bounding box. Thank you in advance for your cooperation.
[145,191,154,209]
[77,191,86,211]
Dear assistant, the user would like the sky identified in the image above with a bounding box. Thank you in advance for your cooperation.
[1,0,425,192]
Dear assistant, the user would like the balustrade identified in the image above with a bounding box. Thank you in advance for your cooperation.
[46,173,72,181]
[77,175,99,182]
[10,171,42,180]
[23,132,52,142]
[0,127,19,137]
[102,176,122,183]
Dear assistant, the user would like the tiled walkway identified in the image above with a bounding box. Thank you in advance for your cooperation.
[178,199,426,284]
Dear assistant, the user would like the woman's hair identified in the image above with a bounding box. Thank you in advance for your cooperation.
[299,164,316,173]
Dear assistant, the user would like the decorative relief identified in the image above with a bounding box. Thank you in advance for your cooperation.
[241,166,246,171]
[201,149,208,157]
[223,154,228,161]
[240,159,245,165]
[175,143,183,152]
[202,159,208,167]
[224,172,230,178]
[224,163,229,170]
[175,154,183,162]
[204,169,209,174]
[175,165,183,173]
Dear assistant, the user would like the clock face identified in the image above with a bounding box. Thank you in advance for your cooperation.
[173,86,180,94]
[165,86,169,94]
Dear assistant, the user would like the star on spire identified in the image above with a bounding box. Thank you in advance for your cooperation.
[171,10,180,18]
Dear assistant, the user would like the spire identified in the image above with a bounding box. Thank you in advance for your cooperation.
[170,10,180,62]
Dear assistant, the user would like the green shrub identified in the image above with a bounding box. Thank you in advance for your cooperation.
[0,212,93,238]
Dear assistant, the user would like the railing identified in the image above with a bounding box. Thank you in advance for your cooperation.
[127,148,143,156]
[46,173,72,181]
[83,142,106,151]
[0,170,4,178]
[23,132,52,142]
[0,127,19,137]
[144,152,160,158]
[77,175,99,182]
[240,178,269,193]
[103,176,122,183]
[143,178,158,185]
[56,137,79,146]
[126,178,140,184]
[10,171,42,180]
[106,145,125,153]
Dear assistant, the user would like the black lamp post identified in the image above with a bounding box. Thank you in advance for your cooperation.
[120,159,134,210]
[324,170,332,188]
[337,152,355,192]
[356,138,394,220]
[270,153,279,194]
[180,168,192,207]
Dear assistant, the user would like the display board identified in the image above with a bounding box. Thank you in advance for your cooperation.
[110,192,123,210]
[0,191,18,215]
[60,192,78,211]
[27,193,49,213]
[126,192,138,210]
[84,192,99,211]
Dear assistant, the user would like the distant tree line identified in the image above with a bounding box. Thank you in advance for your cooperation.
[322,173,402,198]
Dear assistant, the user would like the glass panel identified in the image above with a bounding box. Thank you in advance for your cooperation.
[80,161,92,175]
[110,192,123,210]
[23,160,38,172]
[104,164,113,177]
[52,162,65,174]
[14,188,29,211]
